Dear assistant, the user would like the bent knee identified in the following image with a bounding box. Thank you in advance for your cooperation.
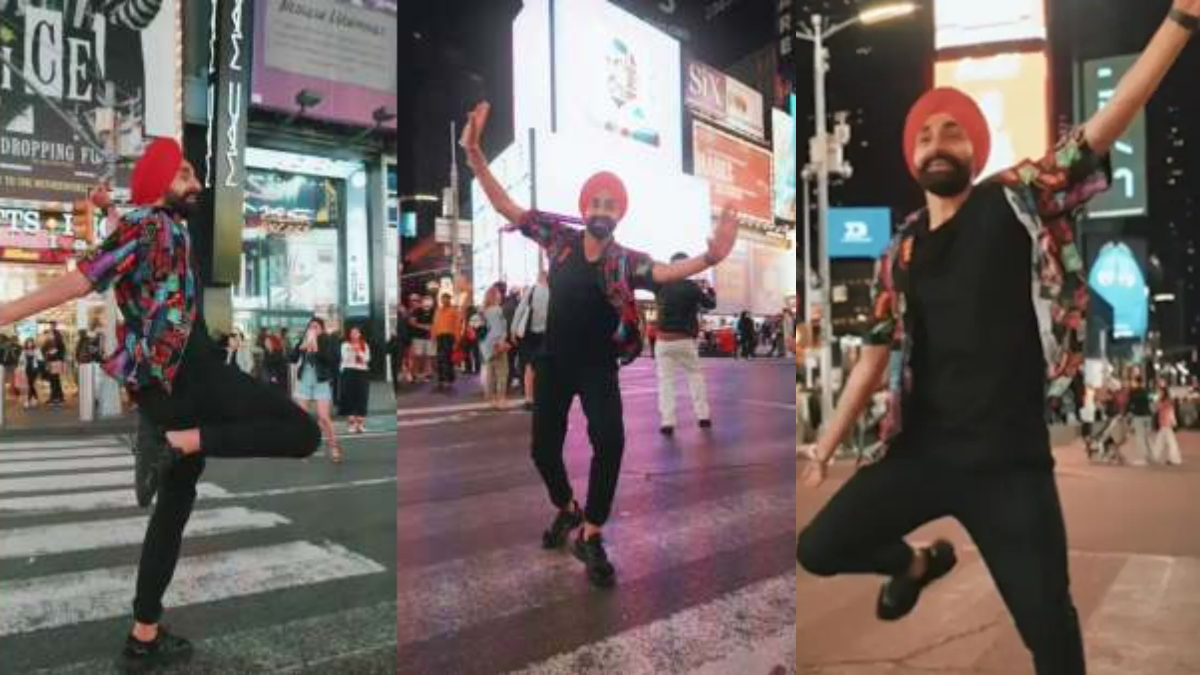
[796,527,838,577]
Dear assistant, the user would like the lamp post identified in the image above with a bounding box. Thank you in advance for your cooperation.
[796,2,917,440]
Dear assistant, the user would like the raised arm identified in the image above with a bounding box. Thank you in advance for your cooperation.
[0,272,93,327]
[460,102,528,225]
[1084,1,1196,154]
[651,206,739,284]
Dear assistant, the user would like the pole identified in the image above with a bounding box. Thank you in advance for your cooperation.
[450,121,461,278]
[802,169,813,388]
[813,14,835,435]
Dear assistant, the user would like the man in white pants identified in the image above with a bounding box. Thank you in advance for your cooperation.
[654,253,717,435]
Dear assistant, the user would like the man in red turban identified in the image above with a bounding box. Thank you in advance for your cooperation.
[0,138,322,671]
[798,3,1200,673]
[460,101,737,588]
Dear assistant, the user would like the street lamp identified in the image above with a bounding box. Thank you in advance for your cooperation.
[796,1,917,445]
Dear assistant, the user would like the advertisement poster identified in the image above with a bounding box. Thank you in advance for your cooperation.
[933,0,1046,50]
[553,0,683,171]
[684,59,765,141]
[472,138,537,300]
[244,169,341,227]
[0,2,179,203]
[772,107,796,222]
[934,52,1049,180]
[827,207,892,259]
[253,0,398,128]
[271,231,340,313]
[692,121,772,225]
[1088,241,1149,340]
[1080,54,1147,219]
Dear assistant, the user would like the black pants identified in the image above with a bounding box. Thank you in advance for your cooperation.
[435,335,456,384]
[47,366,64,402]
[531,358,624,526]
[797,455,1085,675]
[339,369,370,417]
[131,359,321,624]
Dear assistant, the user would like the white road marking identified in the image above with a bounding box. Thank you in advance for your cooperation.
[0,455,133,476]
[0,470,132,495]
[0,483,230,516]
[0,446,130,462]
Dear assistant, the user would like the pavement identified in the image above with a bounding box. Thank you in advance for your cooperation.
[796,430,1200,675]
[0,419,399,673]
[396,357,797,674]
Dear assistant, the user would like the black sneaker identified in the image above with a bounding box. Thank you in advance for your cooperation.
[698,419,712,429]
[572,532,616,588]
[660,426,675,436]
[541,502,584,549]
[118,626,194,673]
[876,539,957,621]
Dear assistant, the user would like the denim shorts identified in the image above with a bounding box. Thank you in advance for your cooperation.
[294,366,332,402]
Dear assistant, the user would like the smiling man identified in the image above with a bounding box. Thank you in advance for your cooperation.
[797,2,1199,673]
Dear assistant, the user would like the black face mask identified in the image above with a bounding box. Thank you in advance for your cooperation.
[585,215,617,240]
[916,153,973,197]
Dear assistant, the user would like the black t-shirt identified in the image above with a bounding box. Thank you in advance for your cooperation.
[901,181,1050,467]
[655,281,715,336]
[410,308,433,340]
[1128,387,1152,416]
[545,243,619,366]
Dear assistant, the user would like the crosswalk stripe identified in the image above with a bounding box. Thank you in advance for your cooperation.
[0,446,130,462]
[0,438,124,451]
[0,469,132,495]
[0,507,290,560]
[397,483,792,644]
[0,483,230,516]
[512,573,795,675]
[0,455,133,476]
[0,540,386,636]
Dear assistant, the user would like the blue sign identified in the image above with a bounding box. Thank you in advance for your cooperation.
[1088,242,1148,339]
[827,207,892,259]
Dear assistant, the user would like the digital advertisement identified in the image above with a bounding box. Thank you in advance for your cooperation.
[244,169,342,227]
[1080,54,1148,219]
[934,51,1049,179]
[684,59,765,142]
[1088,241,1149,340]
[471,138,538,301]
[692,121,772,226]
[772,106,796,223]
[933,0,1046,50]
[827,207,892,259]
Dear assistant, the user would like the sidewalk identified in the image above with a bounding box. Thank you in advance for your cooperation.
[0,381,398,439]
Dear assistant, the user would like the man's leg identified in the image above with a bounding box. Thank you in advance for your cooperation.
[530,359,577,512]
[577,364,626,529]
[655,341,678,430]
[680,340,711,423]
[132,454,206,626]
[952,468,1086,675]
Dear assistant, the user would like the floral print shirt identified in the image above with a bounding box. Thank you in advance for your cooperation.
[860,127,1112,465]
[75,207,198,393]
[511,210,656,364]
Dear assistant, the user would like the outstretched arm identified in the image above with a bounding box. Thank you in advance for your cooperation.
[1084,1,1196,154]
[651,206,738,284]
[460,102,528,225]
[0,272,93,327]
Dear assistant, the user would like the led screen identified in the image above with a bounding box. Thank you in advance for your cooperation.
[934,0,1046,50]
[692,121,773,225]
[772,107,796,222]
[471,138,537,302]
[934,52,1049,180]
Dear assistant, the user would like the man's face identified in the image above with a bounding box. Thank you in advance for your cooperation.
[164,161,203,216]
[583,189,622,222]
[912,113,975,198]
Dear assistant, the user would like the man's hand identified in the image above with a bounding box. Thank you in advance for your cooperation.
[705,206,738,265]
[459,102,490,161]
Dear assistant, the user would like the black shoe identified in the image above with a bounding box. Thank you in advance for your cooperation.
[572,532,616,588]
[698,419,712,429]
[118,626,194,673]
[876,539,957,621]
[542,502,584,549]
[660,425,675,436]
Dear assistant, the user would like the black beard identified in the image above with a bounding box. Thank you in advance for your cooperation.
[585,215,616,240]
[164,194,200,220]
[916,154,972,197]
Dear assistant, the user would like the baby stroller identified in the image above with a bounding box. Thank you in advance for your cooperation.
[1086,411,1127,464]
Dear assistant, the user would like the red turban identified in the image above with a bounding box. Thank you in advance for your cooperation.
[578,171,629,221]
[902,87,991,179]
[131,137,184,206]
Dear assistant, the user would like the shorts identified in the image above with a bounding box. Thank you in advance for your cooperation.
[294,366,332,402]
[411,339,435,357]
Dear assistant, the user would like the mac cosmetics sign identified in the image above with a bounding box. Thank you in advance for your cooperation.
[827,207,891,259]
[1088,242,1148,340]
[204,0,254,286]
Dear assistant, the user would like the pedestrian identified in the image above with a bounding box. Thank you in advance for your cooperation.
[385,329,403,394]
[479,284,512,409]
[514,271,550,409]
[432,293,460,391]
[260,334,290,397]
[292,316,342,463]
[43,321,67,404]
[408,294,435,383]
[19,338,44,408]
[462,100,737,586]
[1126,372,1153,466]
[795,12,1198,668]
[0,139,321,671]
[340,326,372,434]
[1151,382,1183,465]
[736,311,756,359]
[653,254,716,436]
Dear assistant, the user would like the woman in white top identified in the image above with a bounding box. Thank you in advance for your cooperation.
[340,327,372,434]
[479,285,511,409]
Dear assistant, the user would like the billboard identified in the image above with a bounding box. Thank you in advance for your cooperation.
[0,2,180,203]
[251,0,397,129]
[1088,241,1148,340]
[684,59,765,141]
[244,169,341,227]
[692,121,772,225]
[471,137,537,301]
[934,52,1049,180]
[933,0,1046,50]
[772,107,796,222]
[827,207,891,260]
[1080,55,1147,219]
[551,0,684,171]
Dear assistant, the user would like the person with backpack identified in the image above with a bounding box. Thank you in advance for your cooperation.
[797,9,1199,670]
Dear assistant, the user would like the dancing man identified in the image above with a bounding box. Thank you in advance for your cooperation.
[653,254,716,436]
[0,138,321,671]
[461,101,737,587]
[797,3,1197,673]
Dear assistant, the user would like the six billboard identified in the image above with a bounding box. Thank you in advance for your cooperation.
[684,59,766,142]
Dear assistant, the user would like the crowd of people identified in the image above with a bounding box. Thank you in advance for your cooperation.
[0,322,103,409]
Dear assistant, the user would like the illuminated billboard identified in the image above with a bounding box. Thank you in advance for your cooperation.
[692,122,772,226]
[685,60,766,141]
[471,137,537,302]
[1088,242,1148,340]
[772,107,796,222]
[1080,55,1148,219]
[934,52,1049,180]
[933,0,1046,50]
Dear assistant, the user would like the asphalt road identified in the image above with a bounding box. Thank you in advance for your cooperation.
[0,415,398,674]
[797,430,1200,675]
[396,357,797,674]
